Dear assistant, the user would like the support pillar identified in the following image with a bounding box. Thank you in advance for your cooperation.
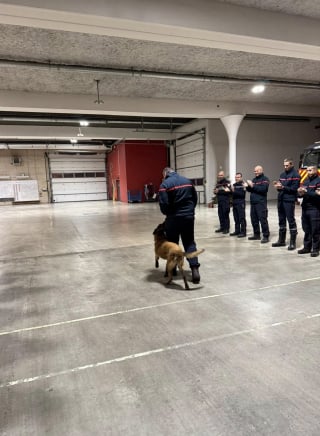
[220,115,244,182]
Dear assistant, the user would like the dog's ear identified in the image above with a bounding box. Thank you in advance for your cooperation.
[153,223,164,235]
[153,224,161,235]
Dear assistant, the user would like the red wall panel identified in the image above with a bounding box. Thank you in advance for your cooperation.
[125,141,167,200]
[107,140,167,202]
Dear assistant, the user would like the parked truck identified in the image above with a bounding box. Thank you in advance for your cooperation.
[299,141,320,183]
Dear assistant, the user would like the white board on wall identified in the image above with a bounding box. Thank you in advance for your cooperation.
[0,181,14,199]
[14,180,40,202]
[0,180,39,202]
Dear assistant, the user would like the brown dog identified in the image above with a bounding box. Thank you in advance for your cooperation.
[153,222,204,290]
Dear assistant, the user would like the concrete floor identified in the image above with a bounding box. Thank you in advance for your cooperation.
[0,200,319,436]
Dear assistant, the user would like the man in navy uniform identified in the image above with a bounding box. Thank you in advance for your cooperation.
[213,170,231,234]
[297,166,320,257]
[158,167,201,283]
[272,158,300,250]
[230,172,247,237]
[244,165,270,243]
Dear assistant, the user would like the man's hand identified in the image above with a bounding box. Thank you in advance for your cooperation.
[273,181,283,190]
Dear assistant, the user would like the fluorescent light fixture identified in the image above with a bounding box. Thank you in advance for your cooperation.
[251,84,265,94]
[80,120,89,126]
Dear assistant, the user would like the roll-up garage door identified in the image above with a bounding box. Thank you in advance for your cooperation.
[175,129,205,204]
[48,153,108,202]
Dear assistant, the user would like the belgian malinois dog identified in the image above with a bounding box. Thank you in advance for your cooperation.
[153,222,204,290]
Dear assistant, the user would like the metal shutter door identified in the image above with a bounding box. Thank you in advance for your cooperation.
[49,154,107,203]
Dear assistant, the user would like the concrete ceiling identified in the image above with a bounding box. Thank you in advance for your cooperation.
[0,0,319,148]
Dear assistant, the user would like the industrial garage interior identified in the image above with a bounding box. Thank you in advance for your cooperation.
[1,201,319,435]
[0,0,320,435]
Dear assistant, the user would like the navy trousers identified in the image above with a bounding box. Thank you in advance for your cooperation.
[250,202,269,237]
[233,201,246,234]
[277,200,297,233]
[217,199,230,231]
[164,216,199,267]
[301,208,320,251]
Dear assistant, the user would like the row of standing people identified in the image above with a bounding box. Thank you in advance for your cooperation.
[214,159,320,257]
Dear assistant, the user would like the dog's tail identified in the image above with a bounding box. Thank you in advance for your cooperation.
[185,249,205,259]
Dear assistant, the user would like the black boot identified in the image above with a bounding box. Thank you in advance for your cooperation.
[298,247,311,254]
[191,265,200,284]
[272,230,286,247]
[288,232,297,251]
[248,234,260,240]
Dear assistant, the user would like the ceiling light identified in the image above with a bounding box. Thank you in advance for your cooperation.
[70,138,78,143]
[80,120,89,126]
[251,84,266,94]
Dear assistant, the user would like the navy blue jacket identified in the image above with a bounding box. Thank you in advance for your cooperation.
[215,178,231,204]
[246,173,269,204]
[232,182,246,204]
[300,174,320,210]
[277,167,300,202]
[159,171,197,217]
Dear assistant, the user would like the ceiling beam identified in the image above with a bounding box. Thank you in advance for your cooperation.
[0,1,319,60]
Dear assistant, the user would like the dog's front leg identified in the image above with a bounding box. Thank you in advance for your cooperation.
[155,256,159,268]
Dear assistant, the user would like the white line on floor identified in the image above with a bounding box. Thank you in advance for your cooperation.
[1,312,319,389]
[0,276,319,338]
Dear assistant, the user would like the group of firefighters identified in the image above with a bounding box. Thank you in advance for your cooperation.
[214,158,320,258]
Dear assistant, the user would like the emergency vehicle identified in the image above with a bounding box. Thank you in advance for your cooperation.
[299,141,320,183]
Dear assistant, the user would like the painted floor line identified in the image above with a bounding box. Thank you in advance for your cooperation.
[0,275,319,337]
[1,312,319,389]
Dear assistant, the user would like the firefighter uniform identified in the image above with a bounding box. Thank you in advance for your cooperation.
[273,166,300,250]
[246,173,270,242]
[231,181,246,236]
[159,169,200,275]
[298,173,320,257]
[214,177,231,234]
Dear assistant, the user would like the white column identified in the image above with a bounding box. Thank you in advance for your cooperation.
[220,115,244,183]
